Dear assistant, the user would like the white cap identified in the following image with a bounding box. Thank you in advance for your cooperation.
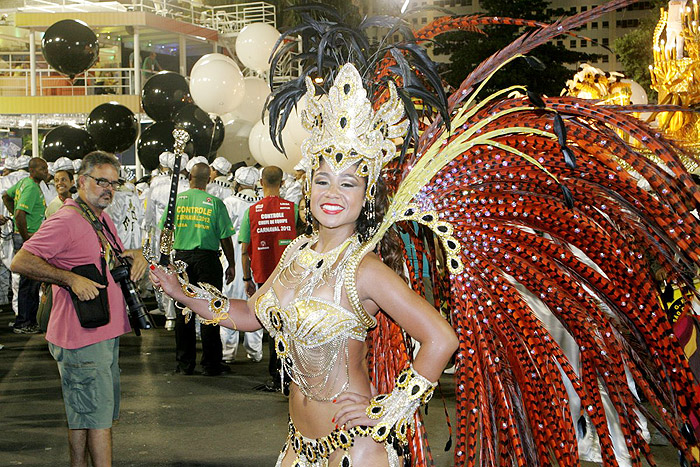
[186,156,208,173]
[159,151,189,171]
[234,166,259,187]
[72,159,82,173]
[4,157,18,170]
[211,157,232,175]
[53,157,74,174]
[293,159,309,173]
[15,155,30,169]
[47,162,55,176]
[159,151,174,168]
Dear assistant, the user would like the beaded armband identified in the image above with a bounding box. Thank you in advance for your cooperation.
[343,244,378,330]
[174,260,234,328]
[365,365,436,444]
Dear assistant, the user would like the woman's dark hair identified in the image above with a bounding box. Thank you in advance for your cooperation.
[359,177,405,279]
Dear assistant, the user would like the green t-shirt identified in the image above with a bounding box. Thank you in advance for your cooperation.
[7,177,45,234]
[160,188,234,251]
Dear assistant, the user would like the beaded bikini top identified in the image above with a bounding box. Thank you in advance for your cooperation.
[254,234,375,401]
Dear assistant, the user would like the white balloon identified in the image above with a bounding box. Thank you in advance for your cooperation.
[231,77,270,123]
[621,78,651,121]
[219,116,255,166]
[235,23,280,72]
[191,53,237,76]
[620,79,648,105]
[276,102,308,172]
[248,119,268,166]
[190,58,245,115]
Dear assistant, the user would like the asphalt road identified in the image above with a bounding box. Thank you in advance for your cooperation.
[0,308,681,466]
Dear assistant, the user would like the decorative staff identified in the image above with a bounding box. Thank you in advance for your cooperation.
[158,128,189,266]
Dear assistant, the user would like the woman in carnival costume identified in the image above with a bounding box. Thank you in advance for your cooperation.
[151,1,700,466]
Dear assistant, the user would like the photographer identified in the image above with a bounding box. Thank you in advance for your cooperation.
[10,151,147,467]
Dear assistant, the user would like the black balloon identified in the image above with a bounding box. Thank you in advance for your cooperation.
[141,72,191,122]
[86,103,138,153]
[137,121,194,171]
[41,20,99,79]
[43,125,96,162]
[173,104,224,157]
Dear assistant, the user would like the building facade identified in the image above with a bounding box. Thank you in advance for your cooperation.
[367,0,658,73]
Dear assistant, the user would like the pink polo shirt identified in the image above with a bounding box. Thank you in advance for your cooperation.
[23,198,130,349]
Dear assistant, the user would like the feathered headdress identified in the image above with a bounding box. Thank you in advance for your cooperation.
[265,4,449,200]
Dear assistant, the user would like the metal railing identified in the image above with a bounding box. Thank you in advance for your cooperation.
[0,67,135,96]
[20,0,276,33]
[209,2,275,35]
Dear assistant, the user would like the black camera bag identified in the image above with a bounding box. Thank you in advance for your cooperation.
[68,262,110,328]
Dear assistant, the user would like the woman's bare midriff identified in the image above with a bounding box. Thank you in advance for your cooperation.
[280,339,391,466]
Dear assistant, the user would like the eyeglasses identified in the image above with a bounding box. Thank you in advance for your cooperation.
[85,174,122,189]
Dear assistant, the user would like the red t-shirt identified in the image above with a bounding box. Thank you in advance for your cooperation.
[239,196,297,283]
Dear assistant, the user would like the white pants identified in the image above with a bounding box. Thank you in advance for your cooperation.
[221,327,263,362]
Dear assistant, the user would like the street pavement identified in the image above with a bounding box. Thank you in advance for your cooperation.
[0,308,680,466]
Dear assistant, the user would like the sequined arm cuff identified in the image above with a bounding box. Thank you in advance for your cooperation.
[175,261,235,328]
[365,365,436,444]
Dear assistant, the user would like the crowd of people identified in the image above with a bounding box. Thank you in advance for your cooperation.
[1,149,306,465]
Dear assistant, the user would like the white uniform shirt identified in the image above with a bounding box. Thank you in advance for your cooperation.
[0,171,29,268]
[206,176,234,201]
[143,174,189,254]
[222,188,260,300]
[106,183,144,250]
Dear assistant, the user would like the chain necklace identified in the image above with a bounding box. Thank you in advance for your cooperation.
[278,233,360,302]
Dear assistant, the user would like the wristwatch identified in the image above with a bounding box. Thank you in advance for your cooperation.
[243,277,252,282]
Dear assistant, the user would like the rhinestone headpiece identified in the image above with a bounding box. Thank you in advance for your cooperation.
[300,63,408,200]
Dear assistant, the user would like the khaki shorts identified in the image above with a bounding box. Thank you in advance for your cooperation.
[49,338,120,429]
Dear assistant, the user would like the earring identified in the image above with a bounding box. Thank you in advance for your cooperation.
[305,194,315,233]
[367,197,376,236]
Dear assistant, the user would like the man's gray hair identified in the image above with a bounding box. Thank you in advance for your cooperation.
[78,151,121,176]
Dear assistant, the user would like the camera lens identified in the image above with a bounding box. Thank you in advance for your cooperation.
[111,264,153,335]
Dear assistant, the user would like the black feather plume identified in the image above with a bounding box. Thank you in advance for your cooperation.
[527,90,546,109]
[561,145,577,169]
[524,55,546,71]
[560,183,574,208]
[265,3,449,159]
[553,113,566,146]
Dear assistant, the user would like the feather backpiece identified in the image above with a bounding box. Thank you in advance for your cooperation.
[270,1,700,466]
[364,2,700,467]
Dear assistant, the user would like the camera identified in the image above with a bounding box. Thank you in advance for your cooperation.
[111,259,153,336]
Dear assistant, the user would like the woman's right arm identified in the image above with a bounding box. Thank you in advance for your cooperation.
[149,265,262,332]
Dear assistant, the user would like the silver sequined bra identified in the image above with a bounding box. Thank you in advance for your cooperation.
[254,236,369,401]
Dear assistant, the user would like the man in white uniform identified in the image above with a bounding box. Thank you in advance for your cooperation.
[1,155,29,317]
[142,152,189,330]
[220,166,263,363]
[207,157,234,200]
[106,167,144,250]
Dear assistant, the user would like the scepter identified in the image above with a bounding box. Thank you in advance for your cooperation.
[158,129,189,266]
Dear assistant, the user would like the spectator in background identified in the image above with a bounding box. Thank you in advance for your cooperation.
[207,157,234,200]
[105,167,143,250]
[164,162,236,376]
[238,166,298,391]
[3,157,49,334]
[45,157,75,217]
[141,51,162,83]
[220,166,263,364]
